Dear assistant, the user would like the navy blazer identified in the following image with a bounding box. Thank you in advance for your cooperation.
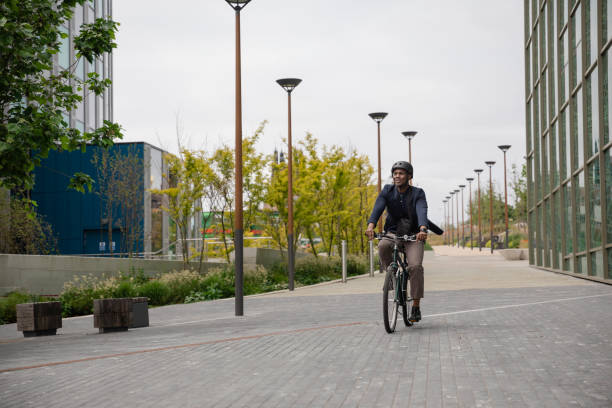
[368,184,428,234]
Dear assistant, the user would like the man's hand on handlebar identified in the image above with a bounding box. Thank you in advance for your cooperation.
[416,231,428,241]
[365,223,376,240]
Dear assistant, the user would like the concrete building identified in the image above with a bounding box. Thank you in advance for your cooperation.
[524,0,611,282]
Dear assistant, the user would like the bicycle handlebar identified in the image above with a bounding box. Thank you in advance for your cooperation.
[375,233,418,242]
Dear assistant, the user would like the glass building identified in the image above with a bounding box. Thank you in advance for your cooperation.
[525,0,611,282]
[56,0,114,133]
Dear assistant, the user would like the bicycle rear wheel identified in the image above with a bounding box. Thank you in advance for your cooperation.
[383,267,399,333]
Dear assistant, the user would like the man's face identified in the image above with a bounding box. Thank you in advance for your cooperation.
[392,169,410,186]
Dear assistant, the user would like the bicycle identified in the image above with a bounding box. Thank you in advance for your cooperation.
[376,232,418,333]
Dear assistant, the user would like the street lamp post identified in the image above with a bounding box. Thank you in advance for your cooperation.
[459,185,465,248]
[498,145,511,248]
[466,177,474,249]
[443,200,448,245]
[224,0,252,316]
[449,191,455,246]
[277,78,302,291]
[369,112,388,232]
[401,131,417,185]
[454,189,460,247]
[485,161,496,254]
[445,196,452,245]
[474,169,483,251]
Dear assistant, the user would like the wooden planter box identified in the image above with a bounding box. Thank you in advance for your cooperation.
[17,302,62,337]
[129,297,149,328]
[94,298,133,333]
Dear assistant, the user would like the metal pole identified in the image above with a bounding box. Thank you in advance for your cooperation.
[287,91,294,291]
[460,186,465,248]
[443,201,447,245]
[468,179,473,250]
[376,121,382,233]
[477,171,482,251]
[450,194,454,246]
[342,240,347,283]
[455,190,459,247]
[489,165,494,254]
[369,240,374,277]
[234,9,244,316]
[503,150,509,248]
[408,138,412,186]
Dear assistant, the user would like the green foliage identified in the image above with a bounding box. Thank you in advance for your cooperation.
[137,281,170,306]
[0,292,49,324]
[0,0,122,191]
[424,242,433,251]
[507,233,525,249]
[0,196,58,254]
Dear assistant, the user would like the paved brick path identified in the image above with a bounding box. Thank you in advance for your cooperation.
[1,252,611,407]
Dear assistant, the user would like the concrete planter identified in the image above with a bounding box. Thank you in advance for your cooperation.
[129,297,149,328]
[500,249,523,261]
[16,301,62,337]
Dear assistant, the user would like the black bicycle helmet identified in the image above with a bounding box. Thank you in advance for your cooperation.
[391,161,413,176]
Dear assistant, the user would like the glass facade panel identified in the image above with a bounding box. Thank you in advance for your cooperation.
[586,68,599,157]
[571,4,582,88]
[575,172,586,252]
[551,123,559,187]
[553,191,562,268]
[563,181,573,255]
[527,100,532,152]
[527,42,532,94]
[541,72,548,131]
[561,108,571,180]
[545,199,551,267]
[542,132,549,195]
[96,95,103,128]
[585,0,597,66]
[608,248,612,279]
[606,0,612,43]
[58,26,69,69]
[528,156,535,208]
[561,0,568,28]
[590,250,604,277]
[550,0,557,114]
[74,5,83,34]
[576,254,587,274]
[605,53,611,145]
[607,148,612,240]
[588,161,602,248]
[572,88,584,171]
[541,4,548,69]
[561,30,570,103]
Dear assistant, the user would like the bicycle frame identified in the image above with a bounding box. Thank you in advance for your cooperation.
[390,239,412,306]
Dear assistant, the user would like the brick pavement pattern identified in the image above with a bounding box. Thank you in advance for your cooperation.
[1,252,611,407]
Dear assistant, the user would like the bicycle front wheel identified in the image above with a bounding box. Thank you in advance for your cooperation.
[402,272,412,327]
[383,267,399,333]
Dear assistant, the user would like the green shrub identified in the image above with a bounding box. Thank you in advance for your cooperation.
[424,242,433,251]
[0,292,42,324]
[112,281,137,298]
[138,281,171,306]
[158,270,203,304]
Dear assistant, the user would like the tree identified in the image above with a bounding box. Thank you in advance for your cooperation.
[0,194,57,254]
[0,0,122,193]
[510,163,527,223]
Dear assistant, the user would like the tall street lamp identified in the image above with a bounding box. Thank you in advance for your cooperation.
[445,196,451,245]
[442,199,448,245]
[401,131,417,185]
[474,169,483,251]
[454,189,460,247]
[449,191,455,245]
[466,177,474,249]
[459,184,465,248]
[498,145,511,248]
[224,0,252,316]
[369,112,388,232]
[277,78,302,291]
[485,161,496,254]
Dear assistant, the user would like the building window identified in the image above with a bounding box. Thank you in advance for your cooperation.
[542,132,549,195]
[572,88,584,171]
[58,26,69,69]
[527,41,532,94]
[576,254,587,274]
[606,148,612,240]
[560,30,570,103]
[586,68,599,157]
[605,0,612,44]
[588,161,602,248]
[571,5,582,89]
[563,181,573,255]
[575,172,587,252]
[551,123,559,187]
[540,5,547,71]
[541,70,549,131]
[605,53,611,145]
[585,0,597,66]
[527,100,532,152]
[553,191,562,268]
[560,108,571,180]
[590,250,603,278]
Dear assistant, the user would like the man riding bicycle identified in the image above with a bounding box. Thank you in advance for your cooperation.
[365,161,428,323]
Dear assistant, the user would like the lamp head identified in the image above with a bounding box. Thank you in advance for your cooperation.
[225,0,251,11]
[368,112,388,123]
[466,177,474,182]
[459,185,465,188]
[485,161,496,166]
[474,169,483,174]
[401,131,417,140]
[445,196,450,200]
[276,78,302,93]
[498,145,511,152]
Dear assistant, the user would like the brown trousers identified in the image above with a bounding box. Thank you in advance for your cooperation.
[379,234,425,299]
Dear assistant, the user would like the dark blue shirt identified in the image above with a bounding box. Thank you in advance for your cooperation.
[368,184,428,234]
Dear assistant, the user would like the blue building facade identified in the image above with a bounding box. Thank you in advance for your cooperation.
[32,142,169,257]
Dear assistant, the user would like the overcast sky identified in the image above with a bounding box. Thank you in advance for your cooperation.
[113,0,526,226]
